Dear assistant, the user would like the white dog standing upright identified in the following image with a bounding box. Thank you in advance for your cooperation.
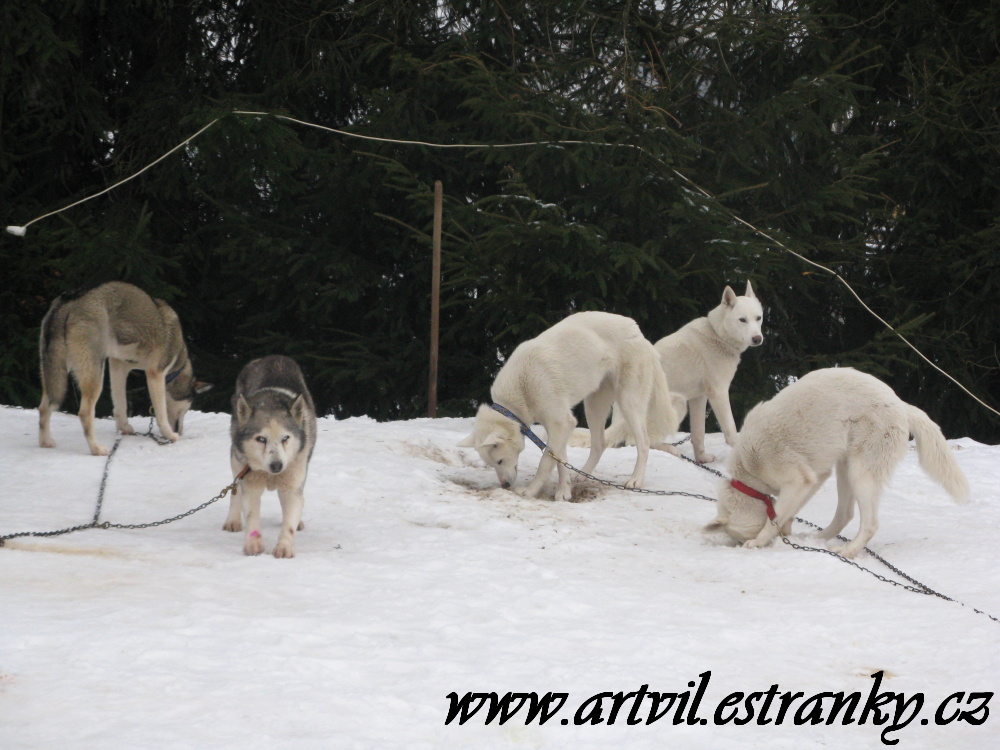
[458,311,679,501]
[225,355,317,558]
[601,281,764,464]
[705,367,970,558]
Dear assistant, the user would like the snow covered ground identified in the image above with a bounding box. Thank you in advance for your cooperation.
[1,404,998,749]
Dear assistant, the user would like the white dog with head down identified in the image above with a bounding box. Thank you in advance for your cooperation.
[459,311,680,501]
[705,367,969,558]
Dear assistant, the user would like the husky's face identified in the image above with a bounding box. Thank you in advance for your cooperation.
[458,405,525,489]
[704,480,769,544]
[166,396,192,436]
[235,394,307,474]
[242,419,303,474]
[165,365,213,436]
[721,281,765,349]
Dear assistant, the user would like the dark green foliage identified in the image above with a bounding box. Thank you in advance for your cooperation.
[1,0,997,440]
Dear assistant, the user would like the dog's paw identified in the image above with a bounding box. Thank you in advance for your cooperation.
[119,424,136,436]
[695,453,716,464]
[514,486,540,499]
[554,485,574,502]
[829,543,860,559]
[273,541,295,559]
[243,533,265,556]
[90,444,110,457]
[39,438,56,449]
[222,519,242,533]
[743,539,767,550]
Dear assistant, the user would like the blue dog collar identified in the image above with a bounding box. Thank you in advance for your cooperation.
[489,403,548,452]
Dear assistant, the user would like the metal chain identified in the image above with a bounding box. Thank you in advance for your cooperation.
[548,451,721,504]
[546,447,1000,625]
[141,414,176,446]
[0,418,240,548]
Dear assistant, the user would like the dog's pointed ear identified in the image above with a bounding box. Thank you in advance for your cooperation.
[483,433,505,450]
[744,280,756,299]
[457,433,476,448]
[236,394,252,425]
[194,381,213,395]
[722,285,738,308]
[290,394,307,424]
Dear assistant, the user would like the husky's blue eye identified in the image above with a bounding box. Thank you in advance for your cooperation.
[281,435,290,444]
[256,436,266,444]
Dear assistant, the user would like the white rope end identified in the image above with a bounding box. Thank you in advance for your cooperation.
[6,226,27,237]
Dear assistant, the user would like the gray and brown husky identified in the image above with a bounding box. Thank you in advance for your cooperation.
[38,281,211,455]
[224,355,317,558]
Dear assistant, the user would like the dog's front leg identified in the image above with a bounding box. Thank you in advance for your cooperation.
[517,450,556,499]
[223,456,246,532]
[552,450,574,502]
[548,420,577,501]
[240,478,266,556]
[744,524,780,550]
[145,370,181,442]
[688,394,714,463]
[746,471,826,549]
[273,485,305,559]
[706,386,739,447]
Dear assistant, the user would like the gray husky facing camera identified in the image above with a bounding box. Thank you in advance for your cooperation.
[38,281,212,456]
[225,355,317,558]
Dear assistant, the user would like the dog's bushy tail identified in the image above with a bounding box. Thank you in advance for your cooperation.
[573,371,684,450]
[907,405,970,503]
[569,406,636,448]
[38,297,70,408]
[604,409,632,447]
[646,355,680,445]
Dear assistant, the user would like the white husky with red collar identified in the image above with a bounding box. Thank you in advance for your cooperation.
[705,367,969,558]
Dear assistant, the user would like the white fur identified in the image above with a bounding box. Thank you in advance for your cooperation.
[575,281,763,463]
[458,311,679,501]
[705,368,969,558]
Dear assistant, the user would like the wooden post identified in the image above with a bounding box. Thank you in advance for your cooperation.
[428,180,443,417]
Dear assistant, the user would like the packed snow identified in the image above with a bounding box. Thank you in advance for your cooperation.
[1,403,998,749]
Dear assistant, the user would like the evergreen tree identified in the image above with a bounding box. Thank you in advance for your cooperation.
[1,0,996,440]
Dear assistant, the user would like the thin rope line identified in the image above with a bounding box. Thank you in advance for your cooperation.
[13,117,223,232]
[231,110,633,151]
[670,168,1000,420]
[7,109,997,420]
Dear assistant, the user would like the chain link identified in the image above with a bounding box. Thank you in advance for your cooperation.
[546,447,1000,625]
[6,415,999,625]
[0,417,240,548]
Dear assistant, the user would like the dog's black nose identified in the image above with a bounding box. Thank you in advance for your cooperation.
[269,461,284,474]
[751,335,763,346]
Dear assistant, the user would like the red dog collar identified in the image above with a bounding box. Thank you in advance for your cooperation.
[731,479,776,520]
